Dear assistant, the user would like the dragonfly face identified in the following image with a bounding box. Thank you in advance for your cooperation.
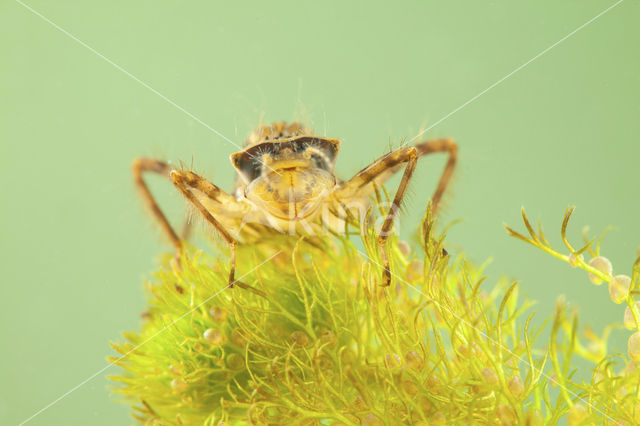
[230,135,341,221]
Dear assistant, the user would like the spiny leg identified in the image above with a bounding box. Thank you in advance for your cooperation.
[170,170,239,288]
[332,147,418,286]
[132,158,182,253]
[414,138,458,249]
[377,147,418,286]
[414,137,458,214]
[332,138,458,286]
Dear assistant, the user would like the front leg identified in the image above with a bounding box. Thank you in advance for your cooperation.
[132,158,182,253]
[377,147,418,286]
[333,138,457,214]
[170,170,240,288]
[414,137,458,214]
[332,138,458,286]
[333,147,419,286]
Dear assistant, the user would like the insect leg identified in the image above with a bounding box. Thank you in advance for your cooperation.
[132,158,182,252]
[414,137,458,214]
[170,170,239,288]
[377,147,418,286]
[331,147,417,286]
[333,137,457,286]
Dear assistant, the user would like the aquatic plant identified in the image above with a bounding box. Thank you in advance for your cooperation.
[110,205,640,424]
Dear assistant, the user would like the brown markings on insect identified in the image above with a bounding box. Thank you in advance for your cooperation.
[132,122,457,287]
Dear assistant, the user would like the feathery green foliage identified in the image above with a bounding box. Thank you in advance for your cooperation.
[111,205,640,425]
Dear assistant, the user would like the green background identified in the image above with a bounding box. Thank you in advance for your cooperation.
[1,1,638,424]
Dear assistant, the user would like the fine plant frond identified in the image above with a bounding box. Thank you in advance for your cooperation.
[110,204,640,425]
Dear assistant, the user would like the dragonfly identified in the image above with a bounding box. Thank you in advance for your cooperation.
[132,122,457,287]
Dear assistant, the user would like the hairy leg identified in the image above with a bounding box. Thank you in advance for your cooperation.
[170,170,239,287]
[332,138,458,285]
[132,158,181,251]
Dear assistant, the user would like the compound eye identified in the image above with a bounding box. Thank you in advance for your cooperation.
[310,153,329,170]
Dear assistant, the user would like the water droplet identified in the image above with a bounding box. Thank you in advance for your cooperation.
[362,413,383,426]
[353,396,366,410]
[320,330,337,348]
[425,375,441,389]
[405,350,424,370]
[609,275,631,304]
[496,405,517,425]
[525,409,544,426]
[385,353,402,369]
[290,331,309,346]
[203,328,224,345]
[209,307,227,321]
[481,368,498,386]
[588,256,612,285]
[507,375,524,398]
[567,403,587,425]
[171,378,187,393]
[406,260,424,282]
[231,328,247,347]
[624,303,640,330]
[397,240,411,258]
[430,412,446,425]
[628,332,640,362]
[169,364,183,376]
[568,253,583,267]
[226,353,244,370]
[402,380,418,396]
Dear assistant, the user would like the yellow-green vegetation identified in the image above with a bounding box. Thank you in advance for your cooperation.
[111,205,640,425]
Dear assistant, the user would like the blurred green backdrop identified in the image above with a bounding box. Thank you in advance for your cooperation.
[1,0,638,424]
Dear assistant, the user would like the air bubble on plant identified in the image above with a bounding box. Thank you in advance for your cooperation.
[209,306,227,321]
[567,403,587,425]
[624,302,640,330]
[170,378,187,393]
[568,252,583,267]
[628,332,640,362]
[588,256,612,285]
[203,328,223,345]
[290,331,309,346]
[609,274,631,304]
[507,375,524,398]
[481,368,499,386]
[405,350,424,370]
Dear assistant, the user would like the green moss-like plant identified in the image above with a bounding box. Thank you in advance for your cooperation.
[110,204,640,425]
